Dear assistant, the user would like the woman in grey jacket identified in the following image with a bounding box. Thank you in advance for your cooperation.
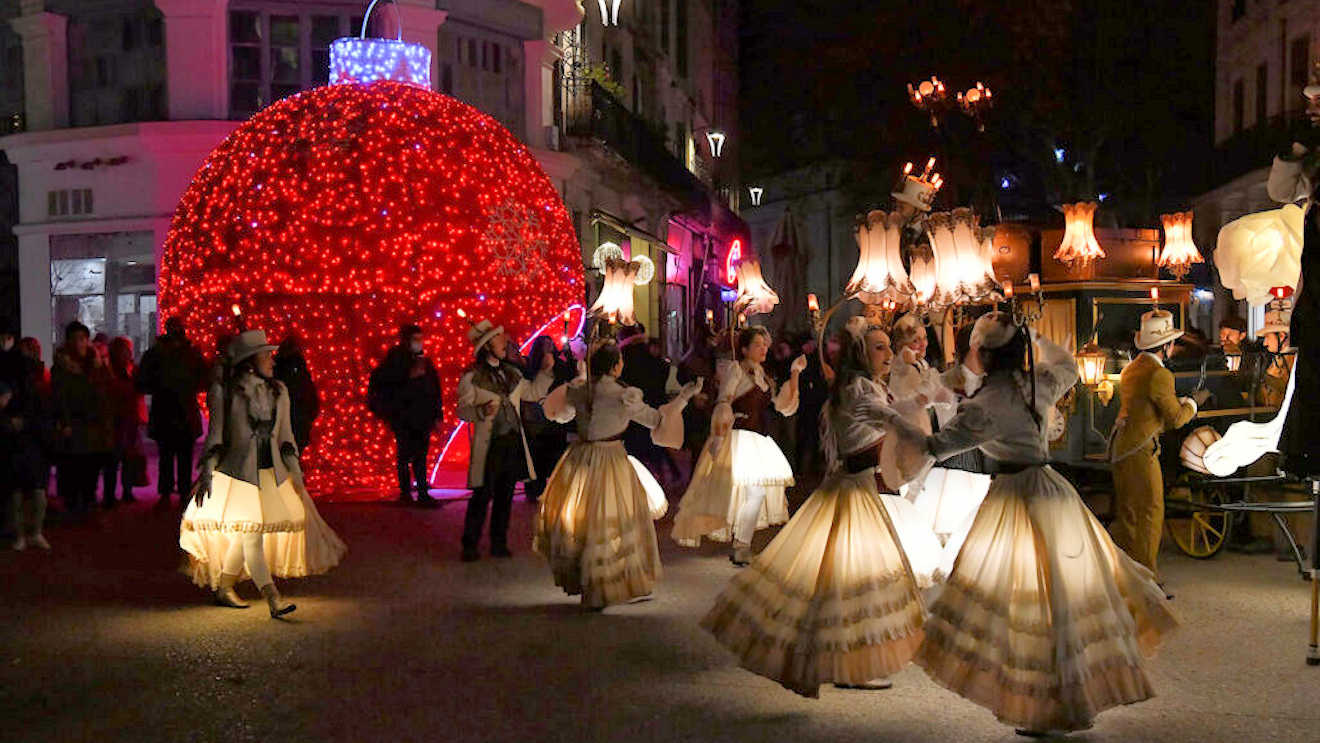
[179,330,346,618]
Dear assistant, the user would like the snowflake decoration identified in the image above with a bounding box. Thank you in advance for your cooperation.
[482,199,550,279]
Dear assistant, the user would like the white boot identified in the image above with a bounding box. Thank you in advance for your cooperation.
[30,533,49,550]
[214,572,249,608]
[260,583,296,618]
[12,534,26,551]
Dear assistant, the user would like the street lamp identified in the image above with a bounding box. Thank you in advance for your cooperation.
[1158,210,1202,281]
[748,186,764,207]
[1075,340,1108,387]
[1053,201,1106,271]
[596,0,623,26]
[907,75,948,127]
[957,81,994,131]
[705,130,727,158]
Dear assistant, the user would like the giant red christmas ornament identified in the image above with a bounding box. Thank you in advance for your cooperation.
[159,80,585,498]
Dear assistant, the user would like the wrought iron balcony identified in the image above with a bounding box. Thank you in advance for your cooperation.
[565,81,707,207]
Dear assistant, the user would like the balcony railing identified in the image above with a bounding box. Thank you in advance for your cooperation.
[565,81,707,207]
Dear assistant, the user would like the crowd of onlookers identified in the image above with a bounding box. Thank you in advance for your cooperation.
[0,317,320,551]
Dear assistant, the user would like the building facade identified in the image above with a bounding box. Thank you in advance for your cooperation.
[1194,0,1318,328]
[1,0,743,360]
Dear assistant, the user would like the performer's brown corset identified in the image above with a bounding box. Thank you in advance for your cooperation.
[731,383,772,435]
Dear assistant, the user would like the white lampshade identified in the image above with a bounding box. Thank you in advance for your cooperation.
[1214,204,1302,306]
[909,251,937,302]
[735,258,780,316]
[925,208,996,305]
[588,257,639,325]
[1054,201,1105,269]
[846,209,909,304]
[1158,211,1203,280]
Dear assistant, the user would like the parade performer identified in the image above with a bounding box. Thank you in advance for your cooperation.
[534,341,700,609]
[893,312,1177,735]
[701,318,928,697]
[671,325,805,565]
[180,330,346,618]
[1109,309,1201,582]
[908,323,992,576]
[456,317,537,562]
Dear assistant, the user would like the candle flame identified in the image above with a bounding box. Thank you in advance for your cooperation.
[808,293,820,312]
[1151,287,1159,301]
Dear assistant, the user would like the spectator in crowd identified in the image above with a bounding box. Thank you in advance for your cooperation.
[521,335,573,504]
[1,322,27,401]
[52,321,114,516]
[7,337,53,549]
[678,321,719,465]
[103,337,144,506]
[369,323,443,506]
[137,317,209,510]
[794,332,829,482]
[274,334,320,453]
[619,325,676,482]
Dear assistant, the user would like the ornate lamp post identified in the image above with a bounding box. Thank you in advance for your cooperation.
[596,0,623,26]
[705,130,727,158]
[907,75,949,127]
[748,186,764,207]
[957,81,994,131]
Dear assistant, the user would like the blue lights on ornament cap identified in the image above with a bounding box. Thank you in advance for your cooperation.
[328,0,431,88]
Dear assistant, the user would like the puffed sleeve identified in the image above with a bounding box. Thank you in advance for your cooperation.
[1033,334,1080,406]
[202,378,226,465]
[456,369,482,423]
[1268,155,1311,204]
[710,362,741,434]
[275,386,302,482]
[772,370,799,416]
[543,380,580,424]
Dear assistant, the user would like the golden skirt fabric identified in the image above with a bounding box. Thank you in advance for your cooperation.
[179,470,347,589]
[700,470,926,697]
[915,465,1178,733]
[532,441,663,608]
[671,429,793,545]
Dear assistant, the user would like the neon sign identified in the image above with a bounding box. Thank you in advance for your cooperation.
[725,238,742,285]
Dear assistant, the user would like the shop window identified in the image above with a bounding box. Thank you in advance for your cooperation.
[49,232,157,358]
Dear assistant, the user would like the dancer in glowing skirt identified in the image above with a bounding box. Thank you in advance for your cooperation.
[889,312,1177,735]
[672,325,804,565]
[701,318,927,697]
[180,330,346,618]
[534,341,700,609]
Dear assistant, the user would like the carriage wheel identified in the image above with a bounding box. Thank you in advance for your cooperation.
[1167,484,1233,559]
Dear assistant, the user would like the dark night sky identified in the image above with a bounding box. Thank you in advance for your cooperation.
[738,0,1216,225]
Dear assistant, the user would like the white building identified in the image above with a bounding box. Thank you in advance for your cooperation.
[1194,0,1317,325]
[0,0,743,360]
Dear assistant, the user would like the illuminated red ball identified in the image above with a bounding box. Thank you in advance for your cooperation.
[160,81,584,497]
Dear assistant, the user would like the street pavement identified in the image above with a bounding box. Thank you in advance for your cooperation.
[1,494,1317,743]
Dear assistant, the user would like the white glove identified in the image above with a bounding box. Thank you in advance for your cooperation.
[680,378,704,402]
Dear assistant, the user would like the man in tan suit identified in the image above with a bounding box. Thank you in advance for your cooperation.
[1110,309,1206,589]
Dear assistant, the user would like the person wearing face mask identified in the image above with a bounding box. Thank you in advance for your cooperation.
[369,324,444,506]
[701,317,927,697]
[456,318,537,562]
[180,330,346,618]
[672,325,806,565]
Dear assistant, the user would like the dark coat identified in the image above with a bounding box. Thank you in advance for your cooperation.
[51,347,114,455]
[375,345,443,432]
[136,333,207,442]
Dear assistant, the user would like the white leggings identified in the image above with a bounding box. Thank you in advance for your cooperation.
[732,486,769,545]
[221,533,272,588]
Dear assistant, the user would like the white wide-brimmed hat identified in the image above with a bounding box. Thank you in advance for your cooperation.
[228,330,279,365]
[467,319,504,352]
[891,177,938,212]
[1135,308,1184,350]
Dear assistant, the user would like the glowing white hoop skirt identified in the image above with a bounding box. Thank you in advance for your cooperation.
[905,466,993,578]
[532,441,665,608]
[179,470,347,589]
[701,469,925,697]
[915,465,1177,732]
[671,430,793,546]
[878,492,945,589]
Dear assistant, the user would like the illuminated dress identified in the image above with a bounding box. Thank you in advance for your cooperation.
[534,374,697,608]
[901,315,1177,733]
[700,360,926,697]
[671,361,797,547]
[180,335,346,600]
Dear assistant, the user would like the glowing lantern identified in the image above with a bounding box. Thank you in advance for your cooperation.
[1054,201,1105,270]
[706,130,727,158]
[909,251,938,303]
[589,257,642,326]
[749,186,764,206]
[158,80,584,497]
[807,293,820,313]
[1215,204,1303,305]
[1157,211,1202,280]
[734,258,780,316]
[846,209,909,304]
[1075,340,1108,387]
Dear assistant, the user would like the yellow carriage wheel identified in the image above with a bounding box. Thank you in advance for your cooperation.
[1166,484,1233,559]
